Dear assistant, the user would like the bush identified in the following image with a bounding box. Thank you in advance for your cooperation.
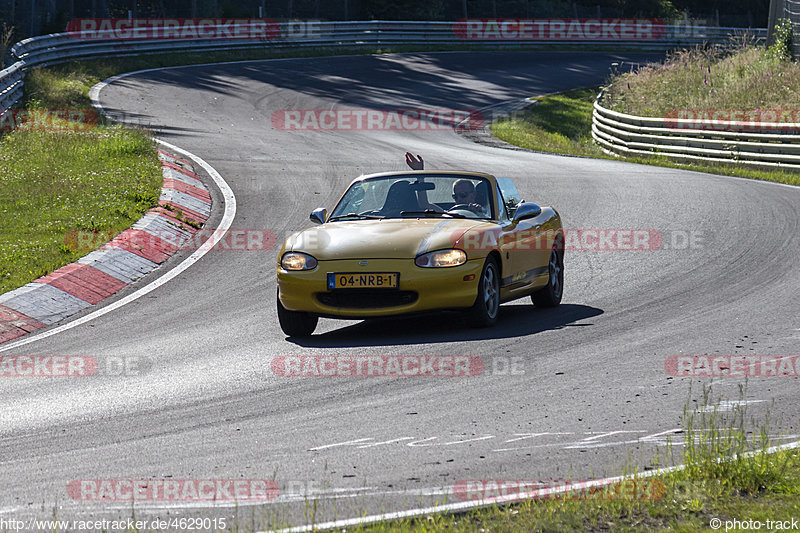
[766,18,793,63]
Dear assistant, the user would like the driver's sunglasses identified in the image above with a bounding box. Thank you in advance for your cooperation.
[452,191,473,200]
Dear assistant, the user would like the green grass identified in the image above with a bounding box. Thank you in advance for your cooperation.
[602,46,800,117]
[0,126,162,294]
[0,62,162,294]
[491,87,604,157]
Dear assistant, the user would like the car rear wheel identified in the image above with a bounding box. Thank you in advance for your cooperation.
[468,257,500,327]
[277,291,318,336]
[531,246,563,307]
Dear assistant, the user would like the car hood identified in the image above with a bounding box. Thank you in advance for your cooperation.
[285,218,493,260]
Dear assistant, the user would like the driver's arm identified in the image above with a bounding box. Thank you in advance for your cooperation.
[405,152,424,170]
[405,152,443,211]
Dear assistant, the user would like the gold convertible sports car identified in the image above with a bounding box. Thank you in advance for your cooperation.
[276,170,564,336]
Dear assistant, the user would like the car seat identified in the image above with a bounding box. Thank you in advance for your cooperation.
[379,180,418,216]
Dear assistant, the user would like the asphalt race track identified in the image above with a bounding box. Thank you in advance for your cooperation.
[2,51,799,530]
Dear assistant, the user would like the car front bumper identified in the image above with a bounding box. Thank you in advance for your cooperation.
[277,258,484,318]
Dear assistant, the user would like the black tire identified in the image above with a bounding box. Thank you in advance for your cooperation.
[531,245,564,308]
[468,257,500,327]
[277,292,318,336]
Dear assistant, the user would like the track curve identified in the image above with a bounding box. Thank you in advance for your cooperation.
[1,51,799,529]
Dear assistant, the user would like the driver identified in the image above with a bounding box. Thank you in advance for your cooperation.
[452,179,477,205]
[451,179,487,216]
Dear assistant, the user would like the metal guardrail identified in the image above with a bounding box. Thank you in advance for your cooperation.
[12,22,767,62]
[0,20,768,126]
[788,0,800,58]
[592,95,800,169]
[0,63,24,118]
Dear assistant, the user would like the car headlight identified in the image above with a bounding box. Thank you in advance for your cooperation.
[415,249,467,268]
[281,252,318,271]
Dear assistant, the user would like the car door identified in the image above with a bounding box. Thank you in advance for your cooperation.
[496,178,551,293]
[492,180,531,296]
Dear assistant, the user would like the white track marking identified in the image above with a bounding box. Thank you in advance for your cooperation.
[308,438,373,451]
[356,437,415,448]
[407,437,438,447]
[640,428,683,441]
[441,435,495,445]
[268,439,800,533]
[503,432,573,443]
[581,430,642,442]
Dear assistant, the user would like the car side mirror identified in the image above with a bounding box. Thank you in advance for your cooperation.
[512,202,542,223]
[310,207,327,225]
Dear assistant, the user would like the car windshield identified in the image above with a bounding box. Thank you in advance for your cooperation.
[329,174,494,220]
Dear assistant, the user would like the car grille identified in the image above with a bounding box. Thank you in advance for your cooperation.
[317,290,418,309]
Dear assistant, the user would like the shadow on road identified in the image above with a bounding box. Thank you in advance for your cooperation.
[100,51,665,135]
[287,303,603,348]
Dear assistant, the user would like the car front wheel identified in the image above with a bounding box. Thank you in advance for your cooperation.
[277,291,318,336]
[531,246,563,307]
[468,257,500,327]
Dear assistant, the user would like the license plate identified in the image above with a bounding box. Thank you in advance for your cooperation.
[327,272,399,289]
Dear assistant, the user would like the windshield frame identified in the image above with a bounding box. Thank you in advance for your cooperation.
[329,172,497,221]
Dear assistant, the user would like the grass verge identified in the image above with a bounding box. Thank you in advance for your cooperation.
[343,386,799,532]
[602,47,800,117]
[0,65,162,294]
[491,40,800,188]
[490,87,604,158]
[490,85,800,188]
[0,126,162,294]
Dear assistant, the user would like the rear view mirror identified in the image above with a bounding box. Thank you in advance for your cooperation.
[310,207,327,224]
[411,181,435,191]
[512,202,542,223]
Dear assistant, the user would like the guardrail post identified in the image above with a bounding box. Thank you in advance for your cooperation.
[767,0,781,45]
[788,0,800,59]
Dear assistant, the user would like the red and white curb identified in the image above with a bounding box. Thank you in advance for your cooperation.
[0,150,212,344]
